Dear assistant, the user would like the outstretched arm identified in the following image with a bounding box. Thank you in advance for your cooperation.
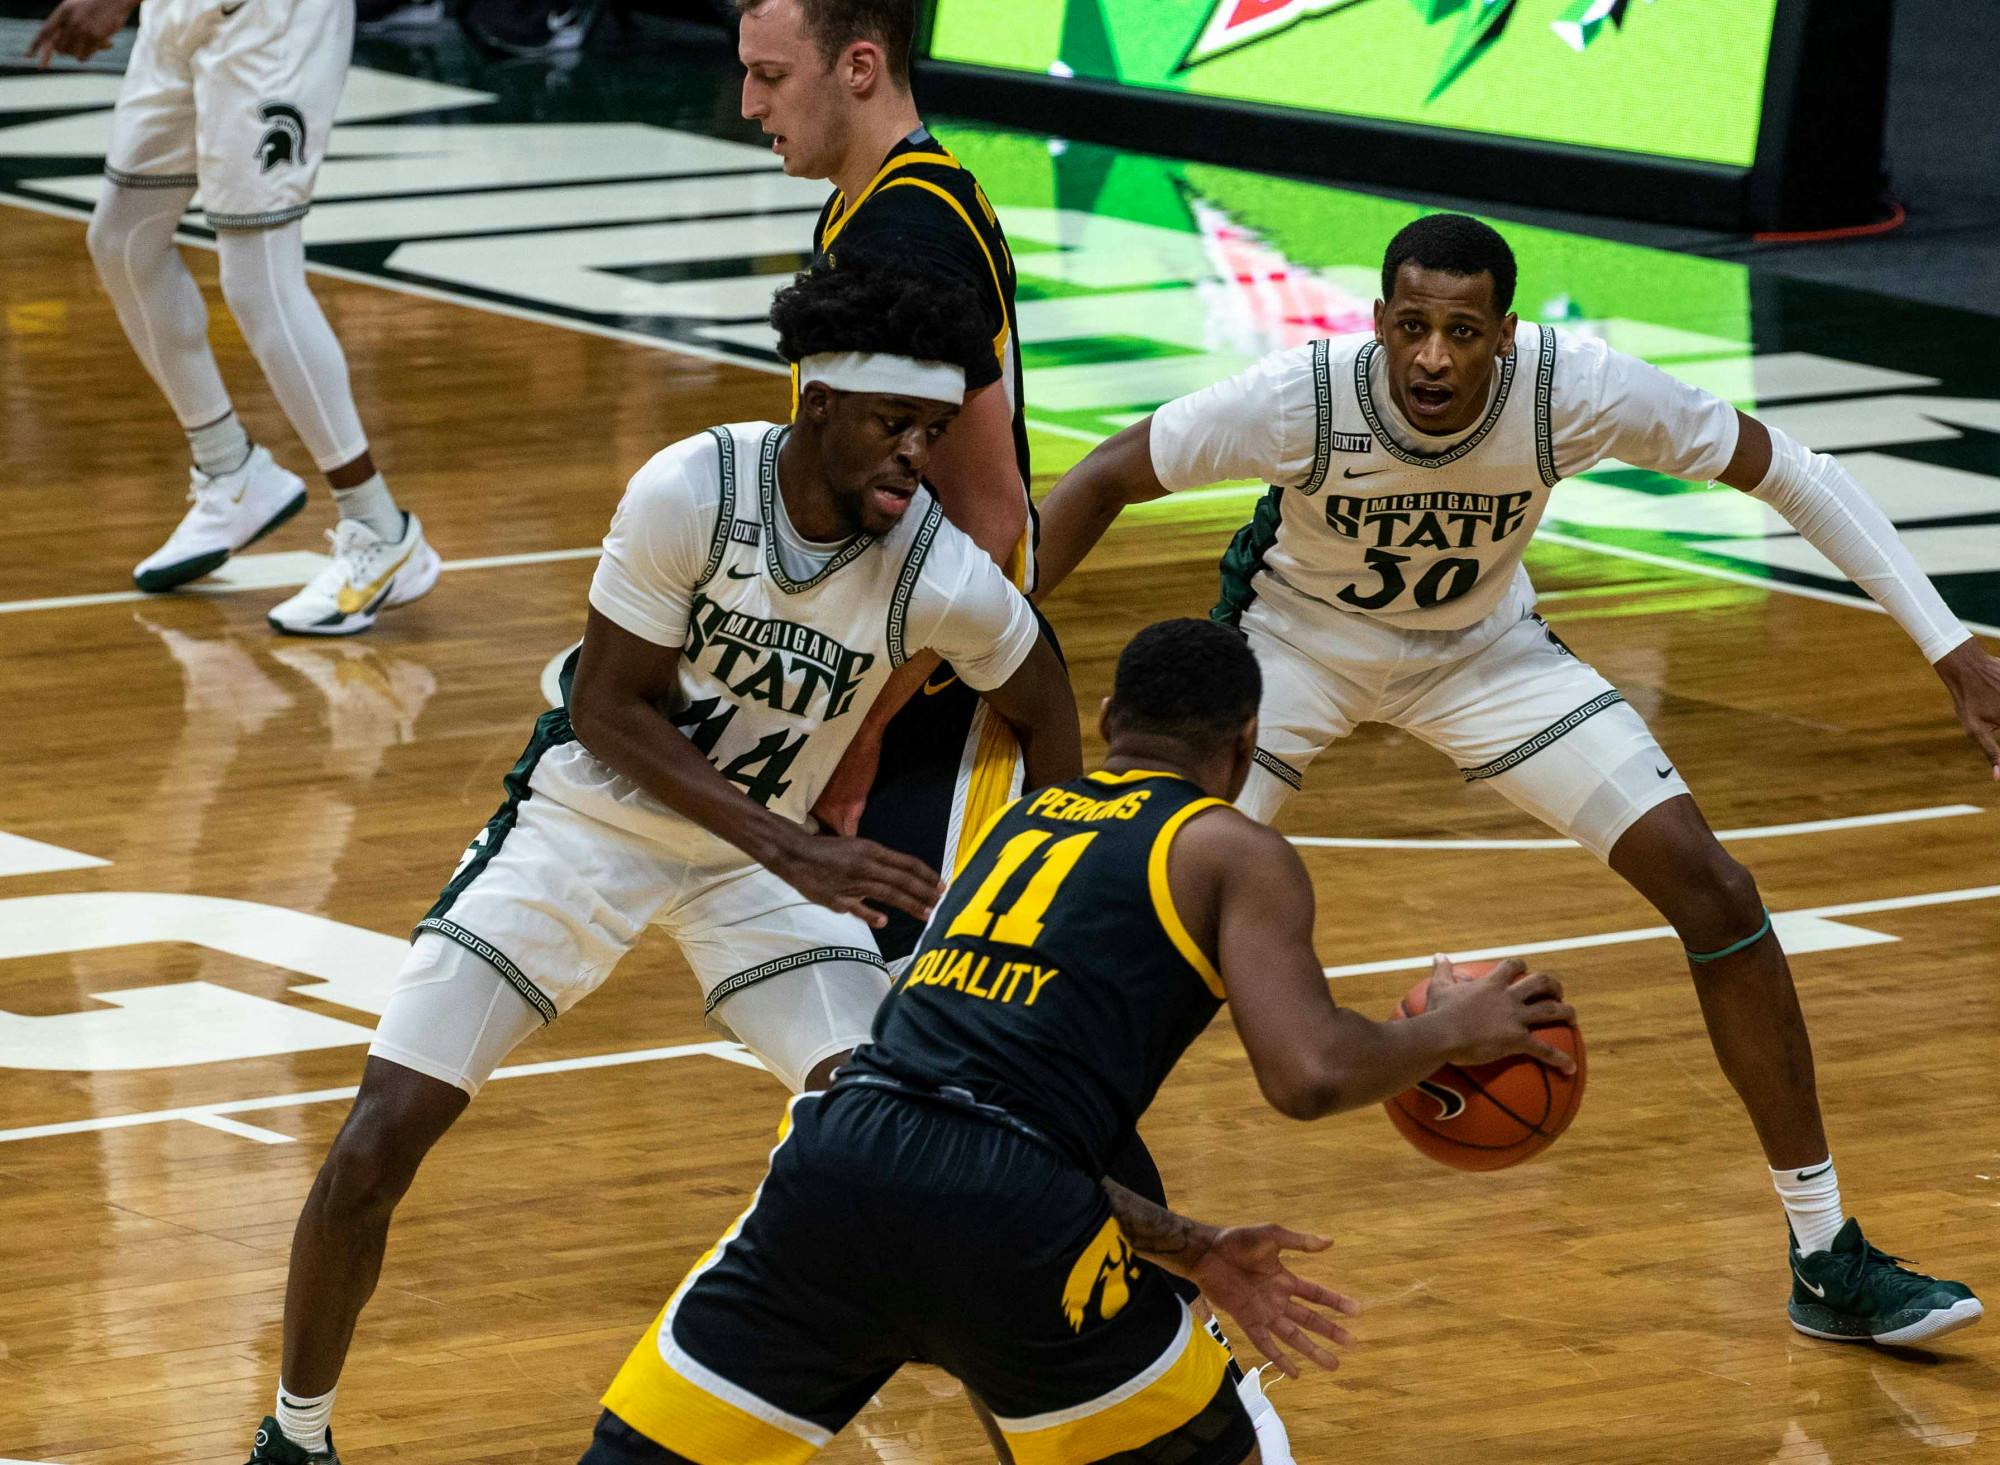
[1718,410,1999,776]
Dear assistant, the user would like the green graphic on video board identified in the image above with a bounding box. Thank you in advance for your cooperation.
[929,0,1779,167]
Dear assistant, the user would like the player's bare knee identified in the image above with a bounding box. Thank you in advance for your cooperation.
[1672,847,1763,951]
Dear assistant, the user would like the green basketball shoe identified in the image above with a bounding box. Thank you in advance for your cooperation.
[1789,1219,1983,1346]
[244,1417,340,1464]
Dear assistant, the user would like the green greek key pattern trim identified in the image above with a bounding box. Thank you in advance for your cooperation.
[694,425,738,590]
[1211,483,1284,628]
[1356,338,1516,468]
[1459,690,1624,782]
[758,425,875,592]
[415,917,558,1024]
[1252,747,1303,791]
[702,945,887,1018]
[205,202,312,230]
[1534,324,1560,488]
[886,492,944,666]
[1299,338,1333,495]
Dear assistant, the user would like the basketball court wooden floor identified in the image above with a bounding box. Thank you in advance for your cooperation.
[3,52,2000,1465]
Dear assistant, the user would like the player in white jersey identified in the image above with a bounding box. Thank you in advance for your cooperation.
[1037,215,1998,1351]
[235,261,1081,1464]
[30,0,436,635]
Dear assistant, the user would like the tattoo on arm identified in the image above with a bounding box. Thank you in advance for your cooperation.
[1103,1178,1215,1274]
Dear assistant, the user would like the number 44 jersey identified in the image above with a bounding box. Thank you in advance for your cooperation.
[565,419,1038,836]
[1153,325,1739,631]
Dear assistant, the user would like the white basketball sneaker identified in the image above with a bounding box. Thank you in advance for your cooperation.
[267,512,442,636]
[133,446,308,592]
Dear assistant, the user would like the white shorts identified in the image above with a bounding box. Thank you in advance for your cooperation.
[1236,571,1691,861]
[105,0,350,228]
[368,714,890,1097]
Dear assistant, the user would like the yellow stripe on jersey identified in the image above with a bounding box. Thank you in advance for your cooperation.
[871,177,1011,364]
[1146,797,1229,999]
[601,1305,820,1465]
[953,709,1025,873]
[819,149,963,245]
[999,1311,1230,1465]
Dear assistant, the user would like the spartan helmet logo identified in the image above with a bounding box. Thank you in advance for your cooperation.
[255,102,306,172]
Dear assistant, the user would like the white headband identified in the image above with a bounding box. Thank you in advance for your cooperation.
[798,351,965,406]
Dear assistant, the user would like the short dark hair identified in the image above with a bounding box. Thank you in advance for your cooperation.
[1381,213,1517,315]
[770,249,992,381]
[1106,619,1261,756]
[736,0,915,87]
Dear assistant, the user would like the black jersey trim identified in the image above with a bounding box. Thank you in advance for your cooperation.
[1534,325,1560,489]
[1458,690,1625,782]
[104,166,198,189]
[887,492,945,667]
[1355,338,1517,468]
[756,425,876,593]
[205,202,312,230]
[1299,338,1333,496]
[1251,747,1304,791]
[703,945,888,1018]
[694,426,738,590]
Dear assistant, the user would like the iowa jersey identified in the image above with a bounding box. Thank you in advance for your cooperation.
[847,769,1230,1172]
[809,126,1035,590]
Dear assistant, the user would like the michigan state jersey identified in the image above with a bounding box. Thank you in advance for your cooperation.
[1149,326,1738,631]
[848,769,1230,1172]
[810,126,1035,589]
[574,420,1038,831]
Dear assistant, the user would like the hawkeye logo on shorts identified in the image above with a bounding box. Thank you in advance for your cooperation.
[1062,1217,1142,1332]
[255,102,306,172]
[685,592,875,720]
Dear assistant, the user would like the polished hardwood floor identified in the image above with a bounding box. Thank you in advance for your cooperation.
[2,204,1996,1463]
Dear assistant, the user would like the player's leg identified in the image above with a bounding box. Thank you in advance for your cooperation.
[189,0,436,634]
[93,5,308,592]
[585,1091,900,1463]
[1222,580,1373,824]
[1401,611,1980,1346]
[249,717,683,1461]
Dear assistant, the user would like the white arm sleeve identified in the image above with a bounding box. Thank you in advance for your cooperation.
[1754,427,1970,663]
[587,438,719,648]
[1148,342,1325,491]
[1552,334,1739,482]
[906,522,1040,691]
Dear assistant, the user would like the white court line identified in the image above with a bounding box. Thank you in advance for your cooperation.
[0,1038,755,1146]
[1288,803,1985,851]
[0,545,606,617]
[186,1113,294,1144]
[1321,881,2000,979]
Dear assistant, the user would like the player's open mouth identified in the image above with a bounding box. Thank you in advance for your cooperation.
[871,482,915,515]
[1407,381,1454,417]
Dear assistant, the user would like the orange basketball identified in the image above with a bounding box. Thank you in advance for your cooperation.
[1383,959,1585,1172]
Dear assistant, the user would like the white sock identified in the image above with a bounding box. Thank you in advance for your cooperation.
[332,473,403,542]
[1772,1157,1846,1255]
[275,1382,335,1453]
[187,409,251,478]
[1203,1315,1293,1463]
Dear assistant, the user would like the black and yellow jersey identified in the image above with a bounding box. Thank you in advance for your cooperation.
[846,769,1230,1173]
[806,126,1035,590]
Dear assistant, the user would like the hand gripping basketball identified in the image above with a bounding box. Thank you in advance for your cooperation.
[1426,956,1578,1074]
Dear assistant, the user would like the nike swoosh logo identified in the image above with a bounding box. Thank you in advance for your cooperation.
[220,2,245,14]
[1656,766,1674,779]
[335,543,418,615]
[1795,1272,1826,1298]
[1797,1162,1832,1181]
[922,673,959,696]
[725,566,758,581]
[1342,466,1388,479]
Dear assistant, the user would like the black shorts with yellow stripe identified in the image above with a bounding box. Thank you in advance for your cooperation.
[585,1082,1253,1465]
[857,610,1063,966]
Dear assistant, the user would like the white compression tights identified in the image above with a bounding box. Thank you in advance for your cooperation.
[87,185,369,472]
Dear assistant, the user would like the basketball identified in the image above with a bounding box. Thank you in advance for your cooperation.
[1384,960,1586,1171]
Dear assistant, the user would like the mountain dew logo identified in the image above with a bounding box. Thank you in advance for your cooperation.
[1183,0,1661,100]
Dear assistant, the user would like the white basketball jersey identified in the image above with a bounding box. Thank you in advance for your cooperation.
[1248,326,1558,630]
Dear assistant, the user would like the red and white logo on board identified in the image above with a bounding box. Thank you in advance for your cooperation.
[1182,0,1353,67]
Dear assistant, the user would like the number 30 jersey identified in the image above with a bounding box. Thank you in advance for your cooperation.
[1150,326,1739,631]
[574,420,1038,830]
[847,769,1230,1174]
